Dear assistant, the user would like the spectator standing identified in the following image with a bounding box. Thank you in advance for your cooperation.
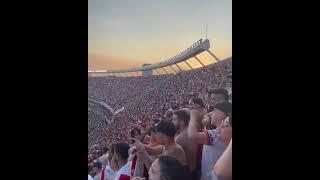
[99,147,109,167]
[113,143,132,180]
[172,109,201,179]
[188,101,232,180]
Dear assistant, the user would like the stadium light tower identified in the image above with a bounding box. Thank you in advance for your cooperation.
[206,24,208,39]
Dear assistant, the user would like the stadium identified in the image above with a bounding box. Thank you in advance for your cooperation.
[88,38,231,146]
[88,38,232,180]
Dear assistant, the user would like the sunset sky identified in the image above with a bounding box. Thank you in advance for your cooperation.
[88,0,232,71]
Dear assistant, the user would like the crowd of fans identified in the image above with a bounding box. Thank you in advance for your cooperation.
[88,58,232,180]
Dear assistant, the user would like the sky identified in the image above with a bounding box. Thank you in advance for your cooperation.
[88,0,232,71]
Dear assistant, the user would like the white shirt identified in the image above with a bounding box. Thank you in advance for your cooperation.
[104,165,116,180]
[113,161,132,180]
[88,175,93,180]
[128,146,136,161]
[93,172,101,180]
[201,130,227,180]
[99,153,109,166]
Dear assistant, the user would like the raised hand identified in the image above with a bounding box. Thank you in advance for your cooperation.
[129,137,145,152]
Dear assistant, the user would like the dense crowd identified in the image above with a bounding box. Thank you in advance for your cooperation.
[88,58,232,180]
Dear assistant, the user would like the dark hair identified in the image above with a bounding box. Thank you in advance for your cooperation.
[173,110,190,125]
[130,127,141,136]
[152,118,161,124]
[210,88,229,101]
[155,121,176,137]
[190,97,205,108]
[102,147,109,154]
[110,144,116,154]
[114,143,130,161]
[158,156,191,180]
[108,144,117,161]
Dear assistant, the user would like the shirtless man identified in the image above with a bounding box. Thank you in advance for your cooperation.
[172,109,201,180]
[130,121,187,170]
[188,97,208,173]
[134,124,161,178]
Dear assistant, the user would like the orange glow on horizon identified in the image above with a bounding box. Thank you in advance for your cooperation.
[88,47,231,71]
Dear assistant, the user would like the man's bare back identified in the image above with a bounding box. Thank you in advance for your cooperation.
[163,143,187,167]
[175,129,199,172]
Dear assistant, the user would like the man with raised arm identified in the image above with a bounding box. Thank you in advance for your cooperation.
[130,121,187,170]
[172,109,201,180]
[188,101,232,180]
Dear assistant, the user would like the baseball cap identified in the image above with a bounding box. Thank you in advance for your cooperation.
[214,101,232,115]
[209,88,229,101]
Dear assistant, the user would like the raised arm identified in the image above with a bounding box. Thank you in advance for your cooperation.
[136,150,155,170]
[138,125,152,142]
[188,109,207,144]
[143,144,164,156]
[130,137,161,169]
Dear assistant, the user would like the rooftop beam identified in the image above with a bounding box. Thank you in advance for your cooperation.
[175,63,183,72]
[206,49,221,62]
[154,69,161,75]
[184,60,194,70]
[194,56,205,67]
[169,65,177,73]
[161,67,168,74]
